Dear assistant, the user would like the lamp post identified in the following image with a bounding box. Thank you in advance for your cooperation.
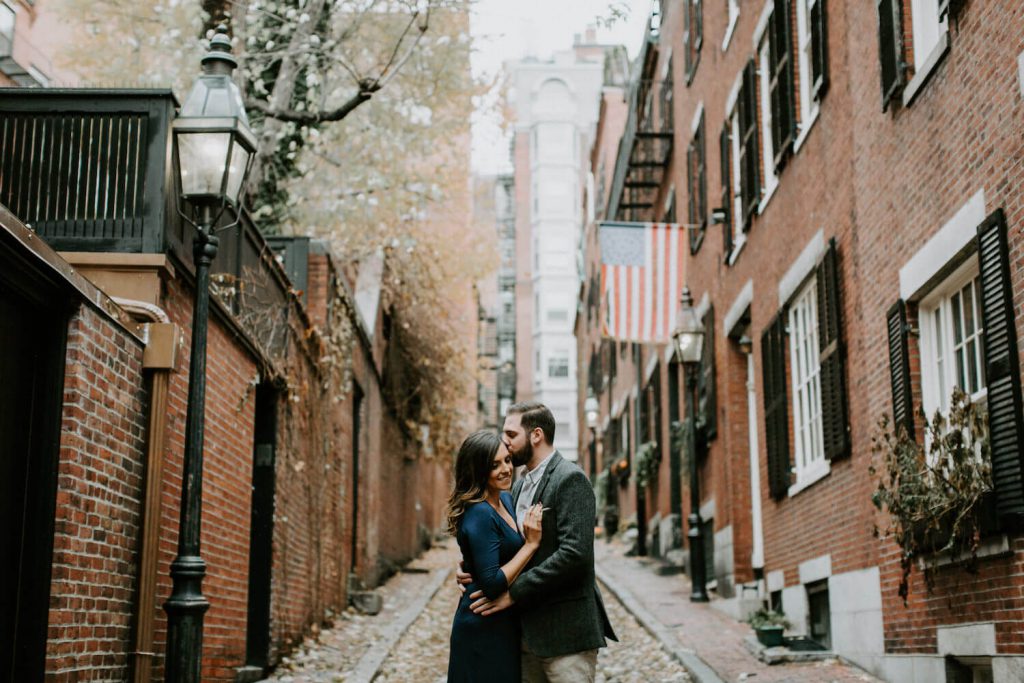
[585,392,599,484]
[673,286,709,603]
[164,26,257,683]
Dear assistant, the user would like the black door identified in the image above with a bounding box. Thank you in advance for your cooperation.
[0,280,68,680]
[349,384,363,573]
[245,383,278,671]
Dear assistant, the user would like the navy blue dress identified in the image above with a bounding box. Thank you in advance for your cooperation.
[448,491,523,683]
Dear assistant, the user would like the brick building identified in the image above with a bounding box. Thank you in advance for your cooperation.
[579,1,1024,680]
[0,0,66,86]
[0,88,454,682]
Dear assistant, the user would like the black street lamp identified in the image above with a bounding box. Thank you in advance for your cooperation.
[673,286,709,603]
[164,26,257,683]
[585,392,599,484]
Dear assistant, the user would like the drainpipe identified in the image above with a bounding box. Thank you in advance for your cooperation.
[741,338,765,576]
[115,298,180,683]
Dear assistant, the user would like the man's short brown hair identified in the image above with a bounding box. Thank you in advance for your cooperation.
[507,401,555,445]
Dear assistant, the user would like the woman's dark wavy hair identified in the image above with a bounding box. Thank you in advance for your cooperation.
[445,430,503,536]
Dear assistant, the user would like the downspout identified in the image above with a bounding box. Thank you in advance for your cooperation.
[115,298,179,683]
[742,339,765,575]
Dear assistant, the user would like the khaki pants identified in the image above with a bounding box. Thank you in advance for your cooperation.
[521,647,598,683]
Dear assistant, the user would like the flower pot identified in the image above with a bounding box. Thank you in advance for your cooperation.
[755,625,785,647]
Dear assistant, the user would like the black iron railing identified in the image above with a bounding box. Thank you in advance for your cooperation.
[0,88,300,359]
[0,89,177,253]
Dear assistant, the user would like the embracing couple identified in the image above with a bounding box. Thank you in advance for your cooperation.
[445,401,617,683]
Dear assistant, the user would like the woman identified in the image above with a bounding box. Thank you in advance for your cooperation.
[446,430,543,683]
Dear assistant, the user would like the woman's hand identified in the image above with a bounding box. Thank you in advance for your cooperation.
[522,503,544,547]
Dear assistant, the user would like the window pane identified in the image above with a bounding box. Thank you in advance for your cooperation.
[951,290,963,346]
[910,0,946,71]
[962,280,976,337]
[975,280,986,388]
[966,338,979,393]
[0,6,14,41]
[788,279,823,474]
[933,310,946,410]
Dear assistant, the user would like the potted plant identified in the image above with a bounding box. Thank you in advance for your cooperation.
[746,607,790,647]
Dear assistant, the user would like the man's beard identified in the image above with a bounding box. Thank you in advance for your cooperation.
[510,439,533,467]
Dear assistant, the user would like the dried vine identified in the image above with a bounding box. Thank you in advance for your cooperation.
[870,388,993,602]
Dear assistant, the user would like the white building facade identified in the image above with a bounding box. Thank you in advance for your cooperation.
[509,34,610,462]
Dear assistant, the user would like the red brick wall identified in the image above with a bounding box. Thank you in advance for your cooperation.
[46,306,148,681]
[664,0,1024,655]
[269,359,349,656]
[845,0,1024,653]
[157,277,258,681]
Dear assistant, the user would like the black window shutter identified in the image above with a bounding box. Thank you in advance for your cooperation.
[697,114,707,233]
[719,123,732,257]
[739,59,760,230]
[683,0,693,82]
[886,299,914,439]
[976,208,1024,524]
[810,0,829,101]
[693,0,703,52]
[876,0,904,112]
[768,0,797,169]
[762,314,791,499]
[699,305,717,440]
[816,239,848,460]
[687,140,698,252]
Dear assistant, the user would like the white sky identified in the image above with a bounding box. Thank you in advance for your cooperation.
[469,0,651,174]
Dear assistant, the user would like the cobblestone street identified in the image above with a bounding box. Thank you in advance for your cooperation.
[261,539,691,683]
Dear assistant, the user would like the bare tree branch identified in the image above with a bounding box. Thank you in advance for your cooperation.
[246,80,380,124]
[245,2,432,126]
[377,5,431,88]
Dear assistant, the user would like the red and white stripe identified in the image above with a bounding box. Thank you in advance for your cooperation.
[601,222,685,343]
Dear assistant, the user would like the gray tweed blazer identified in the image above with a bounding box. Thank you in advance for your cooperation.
[509,451,617,658]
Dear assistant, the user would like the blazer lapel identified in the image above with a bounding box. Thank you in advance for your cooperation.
[530,451,562,506]
[512,477,524,509]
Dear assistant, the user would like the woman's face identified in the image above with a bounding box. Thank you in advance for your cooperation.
[487,443,514,495]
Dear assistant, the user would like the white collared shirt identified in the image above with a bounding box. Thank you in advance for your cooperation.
[516,451,555,530]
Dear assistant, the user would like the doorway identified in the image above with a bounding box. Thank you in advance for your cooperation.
[0,281,68,680]
[350,384,364,574]
[244,383,278,672]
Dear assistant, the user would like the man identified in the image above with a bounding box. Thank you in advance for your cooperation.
[460,401,616,682]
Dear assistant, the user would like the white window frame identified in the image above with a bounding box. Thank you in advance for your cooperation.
[909,0,947,73]
[728,107,744,264]
[548,354,570,379]
[903,0,949,106]
[793,0,821,152]
[757,37,779,209]
[918,259,987,421]
[788,276,827,493]
[0,3,14,43]
[722,0,740,51]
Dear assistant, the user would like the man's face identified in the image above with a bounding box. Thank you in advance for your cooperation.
[502,413,533,467]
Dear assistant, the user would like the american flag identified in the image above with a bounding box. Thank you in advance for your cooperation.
[599,221,685,343]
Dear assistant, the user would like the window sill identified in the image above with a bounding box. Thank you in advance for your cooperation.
[793,106,820,154]
[902,32,950,108]
[787,460,831,498]
[758,179,779,216]
[921,534,1011,569]
[727,233,747,267]
[722,14,739,52]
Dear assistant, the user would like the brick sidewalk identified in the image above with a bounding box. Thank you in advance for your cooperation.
[596,539,882,683]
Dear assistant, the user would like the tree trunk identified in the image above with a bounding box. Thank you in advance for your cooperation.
[245,0,330,202]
